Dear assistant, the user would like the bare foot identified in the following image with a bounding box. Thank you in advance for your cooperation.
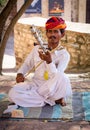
[55,98,66,106]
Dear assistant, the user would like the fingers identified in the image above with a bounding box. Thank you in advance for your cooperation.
[45,51,50,55]
[38,51,44,60]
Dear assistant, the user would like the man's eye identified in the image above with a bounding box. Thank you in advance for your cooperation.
[47,30,59,33]
[54,30,58,33]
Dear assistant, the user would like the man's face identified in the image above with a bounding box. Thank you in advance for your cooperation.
[46,29,62,49]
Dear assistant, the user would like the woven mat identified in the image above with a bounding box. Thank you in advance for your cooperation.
[0,92,90,121]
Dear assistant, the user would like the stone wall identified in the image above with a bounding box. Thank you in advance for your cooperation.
[14,19,90,73]
[62,31,90,72]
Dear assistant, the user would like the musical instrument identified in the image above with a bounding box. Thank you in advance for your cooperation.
[30,25,47,53]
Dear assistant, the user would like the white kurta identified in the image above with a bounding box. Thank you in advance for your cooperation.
[9,45,72,107]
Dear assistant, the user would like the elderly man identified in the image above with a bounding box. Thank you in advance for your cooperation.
[5,16,72,112]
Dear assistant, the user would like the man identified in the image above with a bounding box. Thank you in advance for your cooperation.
[5,16,72,112]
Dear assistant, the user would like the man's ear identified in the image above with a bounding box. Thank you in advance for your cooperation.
[61,32,65,37]
[60,29,65,37]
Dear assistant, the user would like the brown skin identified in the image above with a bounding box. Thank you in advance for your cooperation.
[16,73,25,83]
[46,29,62,50]
[16,29,66,106]
[55,98,66,106]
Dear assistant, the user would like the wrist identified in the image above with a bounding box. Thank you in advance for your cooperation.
[46,61,52,64]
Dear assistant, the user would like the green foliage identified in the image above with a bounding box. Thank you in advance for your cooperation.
[0,0,7,6]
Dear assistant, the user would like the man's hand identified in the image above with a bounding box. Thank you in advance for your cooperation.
[16,73,25,83]
[38,51,52,64]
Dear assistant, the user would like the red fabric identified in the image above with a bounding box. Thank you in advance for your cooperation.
[45,16,66,30]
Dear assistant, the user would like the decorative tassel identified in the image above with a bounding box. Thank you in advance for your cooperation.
[44,71,49,80]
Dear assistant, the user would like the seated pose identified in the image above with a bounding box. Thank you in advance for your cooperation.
[6,16,72,111]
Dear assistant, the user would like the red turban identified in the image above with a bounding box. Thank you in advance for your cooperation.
[45,16,66,30]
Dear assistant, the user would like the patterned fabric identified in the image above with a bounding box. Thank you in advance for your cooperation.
[45,16,67,30]
[0,92,90,121]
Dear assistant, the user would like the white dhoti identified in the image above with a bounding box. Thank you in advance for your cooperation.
[9,72,72,107]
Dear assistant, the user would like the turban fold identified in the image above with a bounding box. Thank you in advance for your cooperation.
[45,16,66,30]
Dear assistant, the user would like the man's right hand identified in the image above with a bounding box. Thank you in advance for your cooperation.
[16,73,25,83]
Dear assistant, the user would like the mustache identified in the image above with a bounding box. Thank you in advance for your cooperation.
[49,36,56,39]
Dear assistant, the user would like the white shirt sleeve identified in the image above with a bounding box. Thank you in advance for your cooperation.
[17,46,38,75]
[57,50,70,72]
[45,49,70,74]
